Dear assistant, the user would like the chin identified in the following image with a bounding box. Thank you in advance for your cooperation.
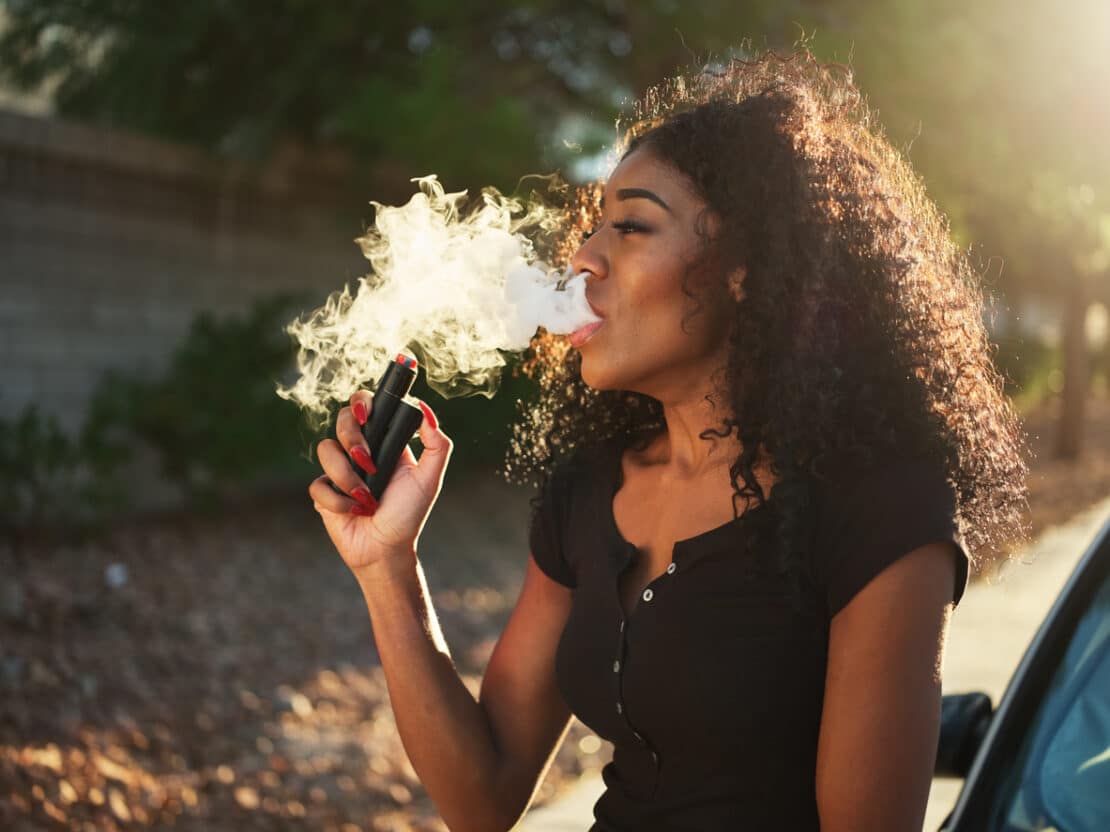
[578,351,613,392]
[579,352,639,395]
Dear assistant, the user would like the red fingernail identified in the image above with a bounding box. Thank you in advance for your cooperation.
[353,401,368,425]
[418,400,437,431]
[350,504,372,516]
[351,446,377,474]
[351,486,377,508]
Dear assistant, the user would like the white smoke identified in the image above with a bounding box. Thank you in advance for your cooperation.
[275,175,600,420]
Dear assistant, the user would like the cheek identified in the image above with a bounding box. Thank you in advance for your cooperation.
[635,271,702,336]
[632,256,693,315]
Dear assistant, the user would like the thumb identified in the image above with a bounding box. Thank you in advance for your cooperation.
[411,399,452,491]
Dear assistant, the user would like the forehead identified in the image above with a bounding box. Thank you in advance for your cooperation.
[603,147,699,206]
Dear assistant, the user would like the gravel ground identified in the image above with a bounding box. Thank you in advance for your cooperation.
[0,470,603,831]
[2,393,1108,831]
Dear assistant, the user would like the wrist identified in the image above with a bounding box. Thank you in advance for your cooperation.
[352,550,419,594]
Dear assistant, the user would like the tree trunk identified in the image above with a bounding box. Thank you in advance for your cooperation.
[1056,270,1089,459]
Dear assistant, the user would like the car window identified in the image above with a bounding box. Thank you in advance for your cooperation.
[988,571,1110,831]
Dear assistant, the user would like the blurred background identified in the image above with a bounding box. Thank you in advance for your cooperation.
[1,2,1108,830]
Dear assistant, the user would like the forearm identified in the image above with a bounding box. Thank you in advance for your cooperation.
[355,556,510,832]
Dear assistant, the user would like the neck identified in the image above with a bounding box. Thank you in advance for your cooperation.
[647,374,742,478]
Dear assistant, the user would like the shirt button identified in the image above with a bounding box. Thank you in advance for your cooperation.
[666,562,676,575]
[613,660,621,673]
[616,702,623,715]
[642,588,654,603]
[633,731,643,742]
[619,619,625,633]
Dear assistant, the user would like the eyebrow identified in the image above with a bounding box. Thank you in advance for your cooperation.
[599,187,673,213]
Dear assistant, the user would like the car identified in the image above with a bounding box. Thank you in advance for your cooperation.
[934,511,1110,830]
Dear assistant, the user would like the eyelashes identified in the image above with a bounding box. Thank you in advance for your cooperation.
[582,221,648,240]
[613,221,648,234]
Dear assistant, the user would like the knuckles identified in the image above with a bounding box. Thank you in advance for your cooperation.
[317,437,348,463]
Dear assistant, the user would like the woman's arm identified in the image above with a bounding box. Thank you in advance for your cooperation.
[357,552,574,832]
[815,541,956,831]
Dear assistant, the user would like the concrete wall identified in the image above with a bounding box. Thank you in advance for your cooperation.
[0,109,369,435]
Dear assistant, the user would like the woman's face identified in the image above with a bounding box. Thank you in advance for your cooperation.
[569,147,735,398]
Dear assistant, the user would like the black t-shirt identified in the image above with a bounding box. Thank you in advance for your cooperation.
[528,435,969,831]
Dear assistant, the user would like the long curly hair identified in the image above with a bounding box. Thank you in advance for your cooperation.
[503,47,1031,611]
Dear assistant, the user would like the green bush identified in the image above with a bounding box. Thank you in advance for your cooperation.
[0,403,127,538]
[80,292,323,508]
[0,293,321,534]
[1,290,538,535]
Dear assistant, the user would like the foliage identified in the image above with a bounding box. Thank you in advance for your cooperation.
[814,0,1110,307]
[0,294,321,533]
[78,292,324,508]
[991,334,1062,414]
[4,2,1105,298]
[0,403,126,538]
[0,1,810,194]
[0,289,539,534]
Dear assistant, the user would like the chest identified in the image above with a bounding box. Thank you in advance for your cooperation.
[612,461,743,619]
[553,516,828,780]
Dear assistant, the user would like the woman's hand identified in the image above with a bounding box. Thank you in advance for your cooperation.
[308,392,452,575]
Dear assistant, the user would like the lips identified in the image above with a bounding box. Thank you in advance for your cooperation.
[585,296,606,320]
[568,292,606,347]
[568,320,604,347]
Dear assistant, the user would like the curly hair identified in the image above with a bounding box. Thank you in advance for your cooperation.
[503,47,1031,613]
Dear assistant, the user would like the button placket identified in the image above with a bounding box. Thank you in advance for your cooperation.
[611,551,666,792]
[613,618,627,718]
[612,611,661,790]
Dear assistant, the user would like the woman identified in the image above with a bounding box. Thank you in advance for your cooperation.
[309,49,1030,831]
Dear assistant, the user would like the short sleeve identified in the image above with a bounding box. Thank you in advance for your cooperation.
[528,463,577,588]
[817,458,969,618]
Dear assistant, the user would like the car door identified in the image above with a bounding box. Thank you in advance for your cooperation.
[938,513,1110,830]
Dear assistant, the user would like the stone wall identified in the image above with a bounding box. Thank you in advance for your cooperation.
[0,109,369,435]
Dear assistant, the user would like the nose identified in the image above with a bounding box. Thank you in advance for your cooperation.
[569,229,606,282]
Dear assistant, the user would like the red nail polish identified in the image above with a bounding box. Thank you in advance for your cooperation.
[350,504,371,516]
[351,486,376,507]
[353,401,368,425]
[418,400,437,431]
[351,446,377,475]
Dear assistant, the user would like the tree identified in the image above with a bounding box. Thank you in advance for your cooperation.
[808,0,1110,455]
[0,1,807,198]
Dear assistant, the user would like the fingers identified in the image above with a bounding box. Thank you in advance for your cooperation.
[309,475,357,515]
[337,392,377,475]
[410,399,452,492]
[315,439,378,512]
[350,389,373,427]
[415,399,450,455]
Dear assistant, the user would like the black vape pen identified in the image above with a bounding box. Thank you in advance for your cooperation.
[330,353,425,503]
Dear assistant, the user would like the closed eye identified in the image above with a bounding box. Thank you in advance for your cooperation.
[582,220,650,240]
[612,220,649,234]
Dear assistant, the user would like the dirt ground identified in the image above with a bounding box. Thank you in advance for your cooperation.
[3,393,1109,831]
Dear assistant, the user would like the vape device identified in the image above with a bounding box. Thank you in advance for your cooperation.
[330,353,426,503]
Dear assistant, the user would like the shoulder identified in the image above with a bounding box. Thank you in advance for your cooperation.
[810,454,969,618]
[528,436,621,589]
[812,454,958,544]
